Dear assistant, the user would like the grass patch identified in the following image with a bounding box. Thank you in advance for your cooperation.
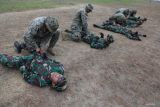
[83,0,146,5]
[0,0,147,13]
[0,0,65,13]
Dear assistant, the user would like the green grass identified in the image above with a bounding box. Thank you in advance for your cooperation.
[0,0,65,13]
[73,0,146,5]
[0,0,147,13]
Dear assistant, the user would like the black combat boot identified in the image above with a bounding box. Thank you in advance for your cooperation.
[100,32,104,38]
[14,41,22,53]
[143,35,147,37]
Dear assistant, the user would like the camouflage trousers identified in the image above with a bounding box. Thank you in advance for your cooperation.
[22,30,60,52]
[82,33,114,49]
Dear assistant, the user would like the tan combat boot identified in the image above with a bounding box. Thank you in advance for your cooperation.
[61,31,71,41]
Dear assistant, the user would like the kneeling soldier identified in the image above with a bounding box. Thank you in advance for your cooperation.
[69,4,94,41]
[14,16,60,56]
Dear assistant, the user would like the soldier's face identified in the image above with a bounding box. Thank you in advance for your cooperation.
[50,72,63,86]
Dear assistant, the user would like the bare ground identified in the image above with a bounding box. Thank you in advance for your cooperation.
[0,4,160,107]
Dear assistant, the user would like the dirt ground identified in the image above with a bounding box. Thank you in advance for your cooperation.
[0,3,160,107]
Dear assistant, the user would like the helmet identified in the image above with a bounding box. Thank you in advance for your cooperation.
[130,10,137,16]
[54,76,67,92]
[107,34,114,43]
[85,4,94,12]
[45,16,59,33]
[123,9,129,16]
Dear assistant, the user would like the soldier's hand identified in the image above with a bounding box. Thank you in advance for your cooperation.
[36,48,41,53]
[40,48,45,54]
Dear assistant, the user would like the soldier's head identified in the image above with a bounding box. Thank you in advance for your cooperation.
[45,16,59,33]
[130,10,137,16]
[85,4,94,13]
[50,72,67,92]
[105,34,114,44]
[123,9,129,17]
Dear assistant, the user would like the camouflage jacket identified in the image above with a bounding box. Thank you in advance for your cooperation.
[82,34,108,49]
[110,13,126,23]
[72,9,88,32]
[115,8,128,14]
[24,17,53,49]
[0,53,64,87]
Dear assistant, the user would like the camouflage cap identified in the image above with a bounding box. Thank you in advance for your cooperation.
[45,16,59,33]
[85,4,94,11]
[54,76,67,92]
[130,10,137,14]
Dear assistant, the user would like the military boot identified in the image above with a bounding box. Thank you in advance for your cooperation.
[14,41,22,53]
[47,48,55,56]
[62,30,71,41]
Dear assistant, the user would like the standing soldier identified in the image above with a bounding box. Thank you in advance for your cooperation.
[14,16,60,56]
[68,4,94,41]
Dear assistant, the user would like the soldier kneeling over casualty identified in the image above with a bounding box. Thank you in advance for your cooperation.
[110,8,147,28]
[0,52,67,92]
[14,16,60,56]
[63,4,114,49]
[93,20,146,41]
[128,9,147,25]
[67,4,93,42]
[65,30,114,49]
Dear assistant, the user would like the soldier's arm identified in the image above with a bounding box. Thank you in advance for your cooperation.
[0,53,33,68]
[81,11,88,32]
[24,23,40,49]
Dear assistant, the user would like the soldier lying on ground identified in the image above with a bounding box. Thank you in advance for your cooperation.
[82,32,114,49]
[14,16,60,56]
[0,52,67,91]
[93,20,146,41]
[69,4,93,41]
[63,4,114,49]
[65,29,114,49]
[110,8,147,28]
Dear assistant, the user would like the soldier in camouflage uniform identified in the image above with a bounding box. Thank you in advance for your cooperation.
[69,4,94,41]
[14,16,60,56]
[0,52,67,91]
[82,33,114,49]
[93,21,146,41]
[109,8,129,26]
[127,10,147,27]
[114,8,147,28]
[65,29,114,49]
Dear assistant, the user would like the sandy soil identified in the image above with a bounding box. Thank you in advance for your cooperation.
[0,3,160,107]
